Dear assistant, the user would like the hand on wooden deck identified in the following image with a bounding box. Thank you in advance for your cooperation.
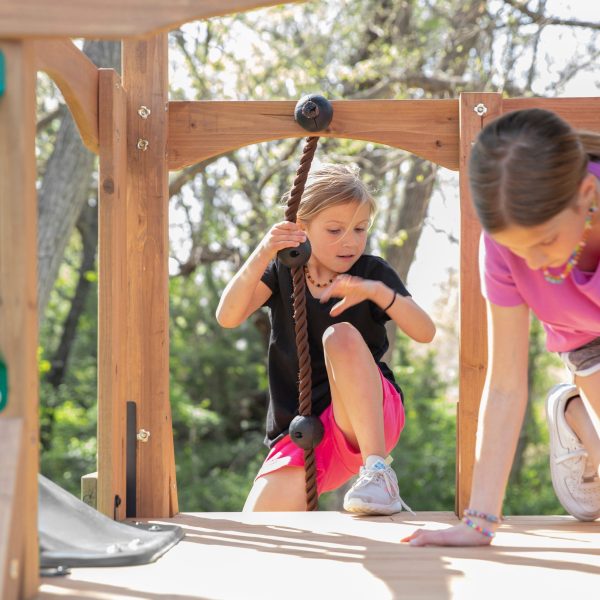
[401,523,493,547]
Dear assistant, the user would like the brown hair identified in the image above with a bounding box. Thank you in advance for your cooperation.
[287,163,377,223]
[469,108,600,232]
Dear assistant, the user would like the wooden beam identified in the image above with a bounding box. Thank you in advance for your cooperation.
[503,96,600,132]
[456,92,502,516]
[0,419,25,600]
[97,68,128,520]
[34,39,99,153]
[0,39,39,599]
[168,99,460,171]
[123,35,178,518]
[0,0,306,38]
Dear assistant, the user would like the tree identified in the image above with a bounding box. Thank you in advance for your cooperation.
[38,1,600,511]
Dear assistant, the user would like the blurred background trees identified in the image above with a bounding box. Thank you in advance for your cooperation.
[37,0,599,512]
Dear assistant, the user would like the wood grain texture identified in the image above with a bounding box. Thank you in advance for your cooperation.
[123,35,178,518]
[0,419,25,600]
[504,97,600,132]
[0,40,40,600]
[456,93,503,516]
[39,511,600,599]
[0,0,306,38]
[98,69,128,520]
[34,39,99,153]
[167,99,460,171]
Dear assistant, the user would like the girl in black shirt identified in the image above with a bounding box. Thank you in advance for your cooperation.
[216,164,435,514]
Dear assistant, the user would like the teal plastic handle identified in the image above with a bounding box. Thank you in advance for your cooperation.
[0,356,7,412]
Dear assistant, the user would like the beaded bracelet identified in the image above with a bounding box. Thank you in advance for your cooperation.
[463,509,502,524]
[462,516,495,539]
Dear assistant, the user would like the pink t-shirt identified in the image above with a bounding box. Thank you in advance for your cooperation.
[480,162,600,353]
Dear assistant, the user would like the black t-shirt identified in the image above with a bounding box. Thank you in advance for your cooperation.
[260,254,410,447]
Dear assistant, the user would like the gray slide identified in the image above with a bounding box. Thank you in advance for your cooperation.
[39,475,184,569]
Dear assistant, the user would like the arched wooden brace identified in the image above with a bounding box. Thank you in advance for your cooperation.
[167,99,460,171]
[34,39,99,153]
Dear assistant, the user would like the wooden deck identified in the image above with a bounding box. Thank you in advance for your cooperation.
[38,511,599,599]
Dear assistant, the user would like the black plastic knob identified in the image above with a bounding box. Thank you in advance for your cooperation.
[289,415,324,450]
[277,239,312,268]
[294,94,333,132]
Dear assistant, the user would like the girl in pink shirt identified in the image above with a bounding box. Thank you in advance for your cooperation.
[405,108,600,546]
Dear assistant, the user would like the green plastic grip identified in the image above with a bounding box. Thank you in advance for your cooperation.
[0,50,5,98]
[0,355,7,412]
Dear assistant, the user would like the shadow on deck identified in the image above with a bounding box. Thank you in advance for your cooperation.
[38,511,599,599]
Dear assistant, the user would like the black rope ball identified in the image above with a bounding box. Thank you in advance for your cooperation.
[294,94,333,132]
[289,415,325,451]
[277,238,312,268]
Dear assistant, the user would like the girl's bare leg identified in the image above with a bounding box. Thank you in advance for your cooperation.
[243,467,307,511]
[322,322,386,461]
[566,371,600,475]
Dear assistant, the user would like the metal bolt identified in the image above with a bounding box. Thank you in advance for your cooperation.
[137,139,149,151]
[474,103,488,117]
[138,105,151,119]
[137,428,150,442]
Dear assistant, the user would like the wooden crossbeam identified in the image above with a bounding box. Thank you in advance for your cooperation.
[504,97,600,131]
[0,0,306,38]
[167,99,460,171]
[0,40,39,598]
[34,39,99,153]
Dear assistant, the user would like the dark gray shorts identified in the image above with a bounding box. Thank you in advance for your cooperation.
[559,337,600,378]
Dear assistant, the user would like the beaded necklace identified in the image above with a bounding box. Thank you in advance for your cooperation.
[543,203,598,284]
[303,264,335,288]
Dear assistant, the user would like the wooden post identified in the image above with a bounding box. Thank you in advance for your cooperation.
[123,35,178,517]
[0,39,39,599]
[0,419,25,600]
[457,92,502,515]
[97,69,128,520]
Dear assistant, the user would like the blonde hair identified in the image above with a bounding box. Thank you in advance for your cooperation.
[286,164,377,223]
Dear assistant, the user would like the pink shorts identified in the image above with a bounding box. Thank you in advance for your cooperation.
[256,369,405,494]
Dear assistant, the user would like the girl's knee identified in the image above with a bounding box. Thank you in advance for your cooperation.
[322,322,363,355]
[244,468,307,512]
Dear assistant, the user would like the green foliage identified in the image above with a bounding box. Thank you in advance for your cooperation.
[392,341,456,510]
[38,1,599,515]
[40,229,98,496]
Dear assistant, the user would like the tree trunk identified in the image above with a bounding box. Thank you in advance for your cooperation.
[46,203,98,389]
[37,40,120,321]
[382,158,436,363]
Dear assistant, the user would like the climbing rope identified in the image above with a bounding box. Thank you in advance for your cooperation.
[278,95,333,511]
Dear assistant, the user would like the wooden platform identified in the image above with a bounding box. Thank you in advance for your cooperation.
[38,511,599,599]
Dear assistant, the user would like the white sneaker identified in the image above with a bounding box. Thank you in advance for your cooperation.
[546,383,600,521]
[343,455,414,516]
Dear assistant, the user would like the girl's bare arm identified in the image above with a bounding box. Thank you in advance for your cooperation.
[216,221,305,328]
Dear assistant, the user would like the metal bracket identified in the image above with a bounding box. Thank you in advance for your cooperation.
[137,105,151,119]
[474,103,488,117]
[136,428,150,443]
